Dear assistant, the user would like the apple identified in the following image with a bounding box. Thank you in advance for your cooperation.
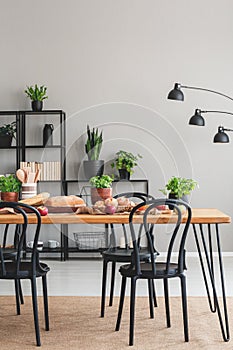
[37,206,48,216]
[105,205,116,214]
[156,205,167,211]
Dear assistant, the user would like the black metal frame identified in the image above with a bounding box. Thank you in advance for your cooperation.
[192,223,230,342]
[18,110,66,261]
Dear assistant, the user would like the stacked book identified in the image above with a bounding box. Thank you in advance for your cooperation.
[20,161,61,181]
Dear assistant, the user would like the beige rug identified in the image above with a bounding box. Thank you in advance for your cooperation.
[0,296,232,349]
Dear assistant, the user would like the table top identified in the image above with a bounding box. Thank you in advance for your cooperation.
[0,208,230,225]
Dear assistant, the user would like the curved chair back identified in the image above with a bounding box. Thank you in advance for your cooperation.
[0,202,41,276]
[109,192,155,250]
[129,198,192,276]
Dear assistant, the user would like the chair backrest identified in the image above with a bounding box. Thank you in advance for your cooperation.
[109,192,155,249]
[129,198,192,276]
[0,202,41,276]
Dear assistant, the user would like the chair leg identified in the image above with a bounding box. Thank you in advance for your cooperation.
[42,275,49,331]
[109,261,116,306]
[18,280,24,305]
[14,279,21,315]
[115,276,126,331]
[147,279,154,318]
[100,259,108,317]
[31,277,41,346]
[129,277,137,346]
[180,275,189,342]
[152,280,157,307]
[163,278,171,328]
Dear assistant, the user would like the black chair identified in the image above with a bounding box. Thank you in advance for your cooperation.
[0,202,50,346]
[2,223,24,306]
[101,192,159,317]
[115,198,192,345]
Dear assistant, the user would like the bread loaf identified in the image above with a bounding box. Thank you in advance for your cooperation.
[19,192,50,206]
[44,195,85,207]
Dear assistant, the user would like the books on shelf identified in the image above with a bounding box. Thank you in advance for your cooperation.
[20,161,61,181]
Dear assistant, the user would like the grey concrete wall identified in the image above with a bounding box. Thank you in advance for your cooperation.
[1,0,233,251]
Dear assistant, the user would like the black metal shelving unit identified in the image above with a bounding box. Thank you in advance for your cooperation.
[0,110,67,260]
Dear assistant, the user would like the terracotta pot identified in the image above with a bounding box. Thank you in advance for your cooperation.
[1,192,19,202]
[91,187,112,205]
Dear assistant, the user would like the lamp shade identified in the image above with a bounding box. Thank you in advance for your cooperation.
[213,127,229,143]
[167,83,184,101]
[189,109,205,126]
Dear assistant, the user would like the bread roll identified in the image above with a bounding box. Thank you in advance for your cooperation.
[44,195,85,207]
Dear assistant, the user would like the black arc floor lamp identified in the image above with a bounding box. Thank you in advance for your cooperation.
[168,83,233,143]
[167,83,233,102]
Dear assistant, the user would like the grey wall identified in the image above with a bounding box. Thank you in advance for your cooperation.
[1,0,233,251]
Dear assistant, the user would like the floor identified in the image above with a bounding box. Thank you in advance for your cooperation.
[0,255,233,297]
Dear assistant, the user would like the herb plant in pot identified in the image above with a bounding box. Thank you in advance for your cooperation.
[0,174,22,202]
[84,125,104,179]
[25,84,48,111]
[0,121,17,147]
[89,175,113,205]
[111,150,142,180]
[159,176,198,208]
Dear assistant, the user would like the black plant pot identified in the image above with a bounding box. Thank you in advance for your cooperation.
[83,160,104,179]
[118,169,130,181]
[168,193,189,209]
[0,135,13,147]
[32,100,43,112]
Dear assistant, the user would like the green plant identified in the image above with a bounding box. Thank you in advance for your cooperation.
[0,121,16,138]
[85,125,103,161]
[89,175,113,188]
[159,176,198,198]
[25,84,48,101]
[0,174,21,193]
[111,150,142,175]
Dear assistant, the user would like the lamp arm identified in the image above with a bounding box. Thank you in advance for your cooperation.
[222,127,233,132]
[200,110,233,117]
[181,85,233,102]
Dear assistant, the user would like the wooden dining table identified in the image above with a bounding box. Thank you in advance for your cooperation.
[0,207,231,342]
[0,208,230,224]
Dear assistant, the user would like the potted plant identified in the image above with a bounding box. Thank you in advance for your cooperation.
[0,121,17,147]
[84,125,104,179]
[25,84,48,111]
[159,176,198,203]
[89,174,113,204]
[111,150,142,180]
[0,174,22,202]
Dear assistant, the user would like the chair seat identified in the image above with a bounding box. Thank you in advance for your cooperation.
[102,247,159,263]
[0,262,50,279]
[119,262,179,278]
[2,248,17,260]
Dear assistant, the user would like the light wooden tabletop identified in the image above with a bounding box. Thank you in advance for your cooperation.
[0,208,230,225]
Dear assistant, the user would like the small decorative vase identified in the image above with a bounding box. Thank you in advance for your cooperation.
[91,187,112,205]
[118,169,130,180]
[1,192,19,202]
[32,100,43,112]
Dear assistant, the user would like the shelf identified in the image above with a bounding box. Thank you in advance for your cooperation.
[22,145,65,149]
[18,109,65,114]
[0,146,17,149]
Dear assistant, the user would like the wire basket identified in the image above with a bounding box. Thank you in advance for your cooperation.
[73,232,107,250]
